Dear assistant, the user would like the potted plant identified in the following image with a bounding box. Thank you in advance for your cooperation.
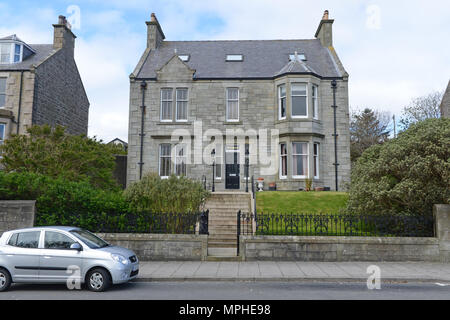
[257,177,264,191]
[268,182,276,191]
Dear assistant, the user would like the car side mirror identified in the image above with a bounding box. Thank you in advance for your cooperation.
[70,243,83,251]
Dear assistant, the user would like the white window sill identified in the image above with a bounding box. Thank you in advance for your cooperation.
[292,175,308,179]
[291,115,308,119]
[279,176,287,180]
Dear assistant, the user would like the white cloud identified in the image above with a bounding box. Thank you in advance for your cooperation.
[1,0,449,143]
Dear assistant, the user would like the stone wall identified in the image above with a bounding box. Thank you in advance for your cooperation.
[96,233,208,261]
[0,201,36,235]
[240,204,450,262]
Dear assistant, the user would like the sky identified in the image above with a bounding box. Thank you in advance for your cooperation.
[0,0,449,142]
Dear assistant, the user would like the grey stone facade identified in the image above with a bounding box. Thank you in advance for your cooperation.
[128,12,350,191]
[0,16,89,140]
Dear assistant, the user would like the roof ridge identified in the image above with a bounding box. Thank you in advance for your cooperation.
[165,39,319,43]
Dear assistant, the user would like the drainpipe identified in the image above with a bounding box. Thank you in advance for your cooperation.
[331,80,339,191]
[138,81,147,180]
[16,71,24,134]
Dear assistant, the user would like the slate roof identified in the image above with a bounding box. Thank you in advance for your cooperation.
[0,35,55,71]
[136,39,344,79]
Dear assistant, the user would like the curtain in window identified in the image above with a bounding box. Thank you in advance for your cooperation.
[291,84,307,117]
[159,144,171,177]
[175,144,187,176]
[176,88,188,121]
[161,89,173,121]
[227,88,239,121]
[292,142,308,176]
[280,143,287,177]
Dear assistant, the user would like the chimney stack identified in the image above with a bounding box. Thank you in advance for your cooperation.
[315,10,334,48]
[53,15,76,56]
[146,13,165,50]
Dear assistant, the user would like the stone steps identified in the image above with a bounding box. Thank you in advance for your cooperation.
[205,192,252,257]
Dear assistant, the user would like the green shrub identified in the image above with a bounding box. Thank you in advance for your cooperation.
[347,118,450,216]
[124,172,210,213]
[0,125,119,190]
[0,171,129,229]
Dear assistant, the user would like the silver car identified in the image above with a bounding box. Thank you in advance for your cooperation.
[0,226,139,292]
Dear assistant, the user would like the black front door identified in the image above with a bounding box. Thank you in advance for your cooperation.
[225,149,240,189]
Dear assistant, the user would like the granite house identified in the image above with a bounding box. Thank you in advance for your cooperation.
[127,11,350,191]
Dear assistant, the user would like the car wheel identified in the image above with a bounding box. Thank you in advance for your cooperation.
[86,268,111,292]
[0,268,12,292]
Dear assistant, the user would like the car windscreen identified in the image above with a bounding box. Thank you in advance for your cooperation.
[70,229,109,249]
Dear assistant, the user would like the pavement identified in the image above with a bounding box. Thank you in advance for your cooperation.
[136,261,450,283]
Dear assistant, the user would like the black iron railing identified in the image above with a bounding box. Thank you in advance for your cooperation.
[65,211,209,234]
[238,212,434,237]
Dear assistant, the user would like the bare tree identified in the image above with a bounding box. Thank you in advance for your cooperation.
[400,91,443,129]
[350,108,391,162]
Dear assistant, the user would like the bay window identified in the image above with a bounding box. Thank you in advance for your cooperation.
[280,143,287,178]
[291,83,307,118]
[312,85,319,119]
[278,84,286,120]
[292,142,308,178]
[0,78,6,108]
[313,143,319,179]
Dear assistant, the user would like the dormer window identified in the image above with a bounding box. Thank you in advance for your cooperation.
[0,43,24,64]
[289,53,306,61]
[226,54,243,62]
[178,55,190,62]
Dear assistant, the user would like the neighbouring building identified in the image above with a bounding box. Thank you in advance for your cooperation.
[0,15,89,146]
[108,138,128,152]
[127,11,351,191]
[441,80,450,118]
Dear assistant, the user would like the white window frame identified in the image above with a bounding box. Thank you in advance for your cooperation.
[0,43,22,64]
[292,142,309,179]
[291,83,308,119]
[178,55,190,62]
[278,84,286,120]
[175,144,187,177]
[226,88,239,122]
[175,88,188,122]
[312,85,319,120]
[289,53,306,61]
[226,54,243,61]
[159,144,171,178]
[279,143,287,179]
[0,77,6,108]
[313,143,320,179]
[160,88,173,122]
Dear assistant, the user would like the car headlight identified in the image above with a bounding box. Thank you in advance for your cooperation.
[111,253,129,265]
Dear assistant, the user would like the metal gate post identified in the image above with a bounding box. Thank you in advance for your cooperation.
[237,210,241,256]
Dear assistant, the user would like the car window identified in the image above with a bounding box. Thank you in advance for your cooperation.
[8,231,40,248]
[44,231,77,249]
[70,229,109,249]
